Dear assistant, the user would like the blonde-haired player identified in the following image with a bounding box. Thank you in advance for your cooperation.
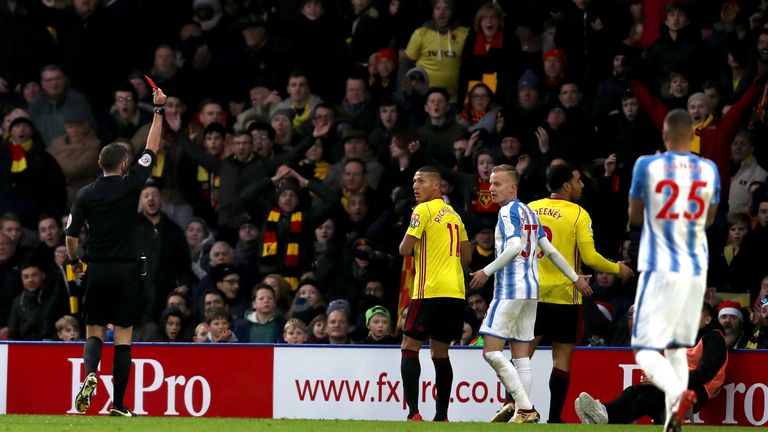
[470,165,590,423]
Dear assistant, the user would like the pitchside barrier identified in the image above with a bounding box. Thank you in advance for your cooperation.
[0,343,765,426]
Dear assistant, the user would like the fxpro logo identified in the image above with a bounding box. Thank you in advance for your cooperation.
[67,358,211,416]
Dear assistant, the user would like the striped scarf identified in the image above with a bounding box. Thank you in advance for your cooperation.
[691,114,714,154]
[197,165,221,210]
[262,208,302,289]
[9,140,33,173]
[151,150,165,178]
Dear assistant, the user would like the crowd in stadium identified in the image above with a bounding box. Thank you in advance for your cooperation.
[0,0,767,348]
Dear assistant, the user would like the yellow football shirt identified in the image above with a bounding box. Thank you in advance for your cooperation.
[406,199,467,300]
[528,197,620,304]
[405,26,469,101]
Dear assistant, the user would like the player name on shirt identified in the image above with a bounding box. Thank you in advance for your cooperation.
[532,207,563,220]
[433,205,458,223]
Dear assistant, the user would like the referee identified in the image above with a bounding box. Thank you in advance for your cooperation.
[67,87,166,417]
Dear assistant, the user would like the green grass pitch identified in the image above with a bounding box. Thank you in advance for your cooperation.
[0,416,755,432]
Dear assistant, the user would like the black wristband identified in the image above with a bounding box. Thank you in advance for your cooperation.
[154,103,165,108]
[154,106,165,115]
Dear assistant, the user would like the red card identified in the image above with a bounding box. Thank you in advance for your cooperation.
[144,75,157,89]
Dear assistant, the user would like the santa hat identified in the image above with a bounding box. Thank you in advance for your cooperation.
[595,301,614,322]
[717,301,743,322]
[375,48,398,68]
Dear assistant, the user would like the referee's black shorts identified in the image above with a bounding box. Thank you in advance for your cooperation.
[404,297,465,344]
[534,302,582,344]
[82,261,143,327]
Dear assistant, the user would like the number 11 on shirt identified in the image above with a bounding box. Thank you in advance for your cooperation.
[446,223,460,257]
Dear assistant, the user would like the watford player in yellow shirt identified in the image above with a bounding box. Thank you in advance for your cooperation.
[399,166,472,422]
[527,164,633,423]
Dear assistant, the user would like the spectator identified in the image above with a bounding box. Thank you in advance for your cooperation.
[307,313,327,343]
[325,299,353,344]
[205,306,238,343]
[288,280,326,324]
[718,300,747,348]
[185,217,215,280]
[357,305,398,344]
[160,306,188,342]
[272,71,324,136]
[211,263,249,319]
[467,289,489,323]
[404,0,469,101]
[8,261,49,340]
[457,83,501,134]
[101,83,152,144]
[55,315,81,342]
[369,50,399,106]
[136,180,194,328]
[193,322,210,343]
[241,164,336,289]
[336,75,376,131]
[458,2,520,106]
[324,130,384,191]
[28,64,96,146]
[416,87,466,168]
[233,283,285,343]
[729,130,767,216]
[283,318,309,344]
[46,106,101,206]
[0,117,67,227]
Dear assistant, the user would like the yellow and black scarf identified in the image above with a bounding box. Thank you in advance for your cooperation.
[262,208,302,289]
[197,165,221,210]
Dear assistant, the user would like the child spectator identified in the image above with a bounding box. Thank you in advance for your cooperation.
[307,313,327,344]
[283,318,309,345]
[193,322,210,343]
[55,315,80,341]
[161,306,188,342]
[358,305,398,344]
[205,307,238,343]
[233,284,285,343]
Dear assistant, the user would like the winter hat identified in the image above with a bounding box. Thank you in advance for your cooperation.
[211,263,238,283]
[717,301,743,322]
[543,48,567,66]
[271,108,294,121]
[517,70,540,91]
[276,178,300,196]
[375,49,398,67]
[326,299,351,320]
[365,305,390,328]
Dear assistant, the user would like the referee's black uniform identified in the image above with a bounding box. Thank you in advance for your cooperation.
[65,150,156,327]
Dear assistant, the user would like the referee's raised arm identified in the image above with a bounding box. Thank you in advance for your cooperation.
[145,88,167,155]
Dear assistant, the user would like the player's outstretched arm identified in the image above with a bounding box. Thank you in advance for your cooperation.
[540,237,594,296]
[145,88,167,155]
[469,237,523,289]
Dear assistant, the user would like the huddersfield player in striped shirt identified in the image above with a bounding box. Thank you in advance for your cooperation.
[629,109,720,432]
[469,165,590,423]
[399,166,472,422]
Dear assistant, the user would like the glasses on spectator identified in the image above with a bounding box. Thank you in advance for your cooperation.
[116,96,134,103]
[471,93,490,99]
[252,134,269,141]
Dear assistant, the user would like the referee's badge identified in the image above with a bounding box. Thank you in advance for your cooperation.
[138,154,153,167]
